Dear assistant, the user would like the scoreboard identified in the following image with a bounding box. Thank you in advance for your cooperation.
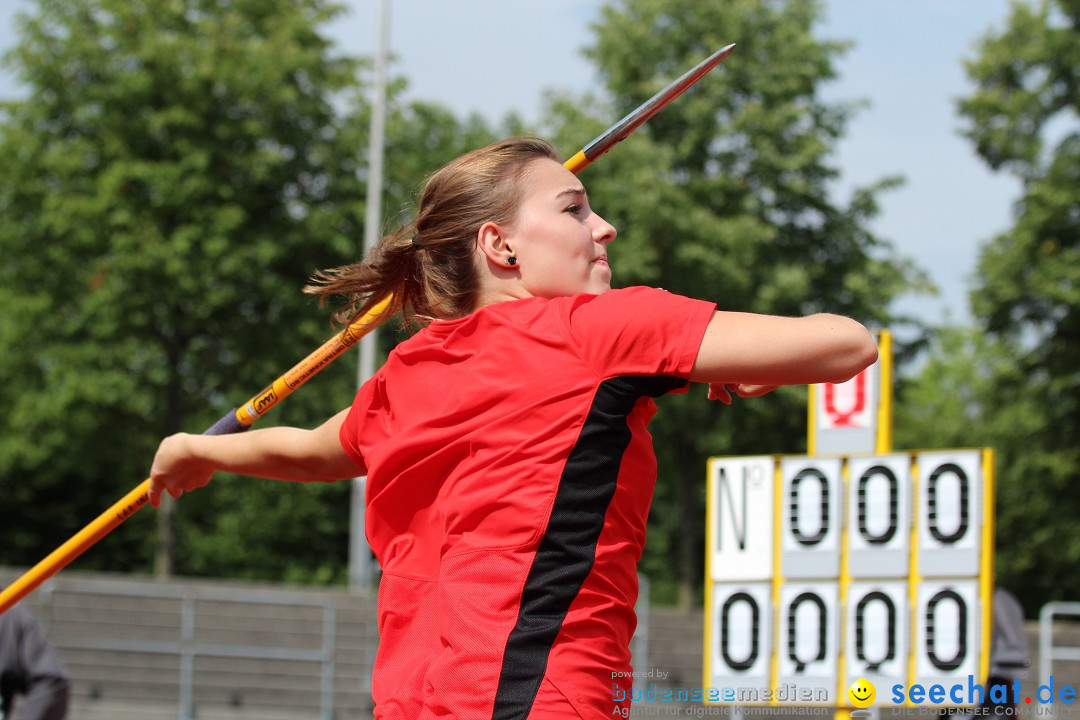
[703,450,995,706]
[703,334,996,708]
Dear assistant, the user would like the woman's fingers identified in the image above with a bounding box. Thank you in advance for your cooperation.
[735,384,780,398]
[708,383,781,403]
[707,383,734,404]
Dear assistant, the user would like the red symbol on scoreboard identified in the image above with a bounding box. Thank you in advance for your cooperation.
[823,370,868,428]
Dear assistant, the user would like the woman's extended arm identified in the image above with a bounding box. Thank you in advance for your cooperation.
[689,311,878,391]
[147,408,364,507]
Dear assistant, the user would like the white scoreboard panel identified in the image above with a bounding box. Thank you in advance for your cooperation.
[704,449,994,708]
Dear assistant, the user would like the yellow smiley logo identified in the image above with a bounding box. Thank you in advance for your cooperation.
[847,678,876,708]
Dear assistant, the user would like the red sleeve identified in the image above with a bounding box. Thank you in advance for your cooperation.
[562,286,716,384]
[338,381,373,468]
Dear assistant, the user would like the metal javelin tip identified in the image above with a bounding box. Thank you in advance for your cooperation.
[581,43,736,164]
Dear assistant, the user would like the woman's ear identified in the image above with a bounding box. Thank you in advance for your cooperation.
[476,221,514,267]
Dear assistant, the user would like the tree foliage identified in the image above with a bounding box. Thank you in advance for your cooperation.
[950,0,1080,611]
[0,0,368,578]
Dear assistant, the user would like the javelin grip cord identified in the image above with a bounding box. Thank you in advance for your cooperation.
[205,409,251,436]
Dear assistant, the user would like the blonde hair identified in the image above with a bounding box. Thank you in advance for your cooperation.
[306,136,562,325]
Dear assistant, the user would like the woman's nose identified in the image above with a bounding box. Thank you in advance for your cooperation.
[592,213,617,245]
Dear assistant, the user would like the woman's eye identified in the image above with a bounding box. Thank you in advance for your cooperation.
[565,204,583,215]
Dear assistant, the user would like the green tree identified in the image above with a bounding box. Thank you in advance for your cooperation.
[0,0,372,578]
[893,327,995,451]
[0,0,489,583]
[956,0,1080,611]
[545,0,925,606]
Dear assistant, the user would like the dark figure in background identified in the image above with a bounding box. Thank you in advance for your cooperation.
[0,604,70,720]
[982,587,1031,714]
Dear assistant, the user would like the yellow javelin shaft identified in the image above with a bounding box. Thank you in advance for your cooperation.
[0,44,735,614]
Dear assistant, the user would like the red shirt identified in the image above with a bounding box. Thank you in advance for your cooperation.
[340,286,715,719]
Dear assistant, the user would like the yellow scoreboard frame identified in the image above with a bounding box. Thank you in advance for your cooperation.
[702,331,996,710]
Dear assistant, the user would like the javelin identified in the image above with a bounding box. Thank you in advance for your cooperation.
[0,43,735,615]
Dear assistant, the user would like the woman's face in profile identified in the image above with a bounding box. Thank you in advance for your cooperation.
[503,158,618,298]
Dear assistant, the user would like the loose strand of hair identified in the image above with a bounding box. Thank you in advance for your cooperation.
[304,223,418,328]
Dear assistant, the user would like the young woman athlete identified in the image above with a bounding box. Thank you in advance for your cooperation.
[148,137,878,719]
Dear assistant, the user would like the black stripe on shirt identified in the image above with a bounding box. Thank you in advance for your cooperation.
[491,375,685,720]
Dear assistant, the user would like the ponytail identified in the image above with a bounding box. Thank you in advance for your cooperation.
[304,223,423,326]
[306,137,561,327]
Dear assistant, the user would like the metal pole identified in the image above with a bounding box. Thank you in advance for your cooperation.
[350,0,390,592]
[320,601,337,720]
[179,592,196,720]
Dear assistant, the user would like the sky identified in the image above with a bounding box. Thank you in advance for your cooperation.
[0,0,1022,330]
